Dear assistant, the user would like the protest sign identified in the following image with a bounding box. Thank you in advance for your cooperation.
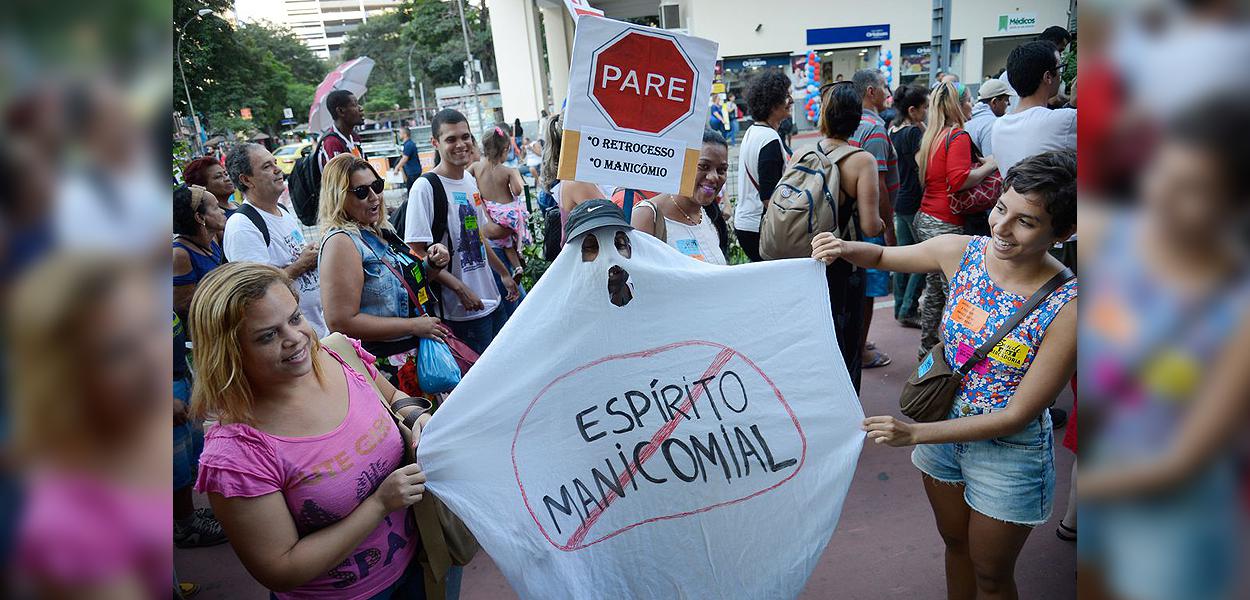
[557,17,717,196]
[563,0,604,21]
[417,230,865,599]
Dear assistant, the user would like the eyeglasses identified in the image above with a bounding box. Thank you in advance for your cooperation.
[350,179,385,200]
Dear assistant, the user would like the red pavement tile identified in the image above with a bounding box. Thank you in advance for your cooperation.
[175,306,1075,598]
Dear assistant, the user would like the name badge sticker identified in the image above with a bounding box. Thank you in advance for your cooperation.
[951,298,990,332]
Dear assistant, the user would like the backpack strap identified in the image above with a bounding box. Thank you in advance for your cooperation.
[422,172,453,256]
[635,199,666,241]
[959,268,1075,375]
[236,203,271,247]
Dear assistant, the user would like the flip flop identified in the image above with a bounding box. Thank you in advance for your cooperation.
[863,351,892,369]
[1056,521,1077,542]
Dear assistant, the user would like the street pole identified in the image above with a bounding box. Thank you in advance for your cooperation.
[406,43,418,124]
[177,8,213,156]
[419,81,428,123]
[455,0,484,133]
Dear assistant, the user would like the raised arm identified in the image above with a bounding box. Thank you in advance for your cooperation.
[812,229,969,278]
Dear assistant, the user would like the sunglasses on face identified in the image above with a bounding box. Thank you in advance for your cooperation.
[350,179,385,200]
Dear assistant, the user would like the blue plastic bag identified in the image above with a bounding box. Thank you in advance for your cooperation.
[418,338,461,393]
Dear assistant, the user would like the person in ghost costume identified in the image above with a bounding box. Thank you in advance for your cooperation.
[413,197,866,599]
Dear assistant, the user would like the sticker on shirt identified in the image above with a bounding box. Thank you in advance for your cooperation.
[1142,349,1200,402]
[955,342,991,375]
[1090,294,1136,345]
[674,239,706,262]
[987,338,1030,369]
[453,192,485,273]
[951,298,990,332]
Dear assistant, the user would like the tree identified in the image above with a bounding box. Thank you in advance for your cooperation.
[340,0,497,113]
[175,0,325,136]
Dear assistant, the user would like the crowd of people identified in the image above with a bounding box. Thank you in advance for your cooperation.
[158,24,1087,600]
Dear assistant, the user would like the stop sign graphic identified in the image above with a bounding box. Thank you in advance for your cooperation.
[589,30,697,136]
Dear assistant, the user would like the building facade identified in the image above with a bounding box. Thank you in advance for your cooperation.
[235,0,405,59]
[490,0,1071,125]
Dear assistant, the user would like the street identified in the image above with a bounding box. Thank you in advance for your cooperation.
[174,303,1076,598]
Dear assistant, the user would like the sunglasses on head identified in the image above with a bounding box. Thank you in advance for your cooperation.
[350,179,385,200]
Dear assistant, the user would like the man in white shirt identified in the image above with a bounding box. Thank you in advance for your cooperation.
[964,78,1012,157]
[405,109,518,355]
[222,143,327,337]
[990,41,1077,178]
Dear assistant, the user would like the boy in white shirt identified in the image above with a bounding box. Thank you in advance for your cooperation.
[405,109,519,355]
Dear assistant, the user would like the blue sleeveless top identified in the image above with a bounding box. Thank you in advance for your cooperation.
[172,239,224,287]
[941,236,1079,416]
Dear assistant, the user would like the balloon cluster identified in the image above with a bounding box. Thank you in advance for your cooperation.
[800,51,820,123]
[878,49,894,88]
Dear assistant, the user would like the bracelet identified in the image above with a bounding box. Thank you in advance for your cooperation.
[391,395,433,416]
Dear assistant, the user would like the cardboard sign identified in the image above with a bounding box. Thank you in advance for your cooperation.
[417,230,865,599]
[558,17,717,196]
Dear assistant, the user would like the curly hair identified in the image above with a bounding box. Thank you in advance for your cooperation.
[1004,149,1076,237]
[745,69,792,122]
[182,156,221,188]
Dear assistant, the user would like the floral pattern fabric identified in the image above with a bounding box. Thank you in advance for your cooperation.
[943,237,1078,416]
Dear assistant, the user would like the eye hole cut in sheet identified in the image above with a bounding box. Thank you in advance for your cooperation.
[416,230,865,600]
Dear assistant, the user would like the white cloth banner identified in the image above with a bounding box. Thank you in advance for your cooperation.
[417,229,865,599]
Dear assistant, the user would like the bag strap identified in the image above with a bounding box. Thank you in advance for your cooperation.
[423,172,452,256]
[636,199,665,241]
[959,267,1075,375]
[237,203,271,247]
[360,229,427,317]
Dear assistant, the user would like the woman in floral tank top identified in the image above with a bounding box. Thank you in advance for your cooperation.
[812,151,1077,599]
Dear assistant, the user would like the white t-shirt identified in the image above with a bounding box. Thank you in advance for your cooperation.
[990,106,1077,177]
[664,215,726,265]
[223,202,329,338]
[403,173,500,322]
[734,124,785,233]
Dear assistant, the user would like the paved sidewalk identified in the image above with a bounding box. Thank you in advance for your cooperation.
[175,305,1076,598]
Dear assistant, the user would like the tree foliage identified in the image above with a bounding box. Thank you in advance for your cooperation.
[175,0,325,136]
[340,0,496,113]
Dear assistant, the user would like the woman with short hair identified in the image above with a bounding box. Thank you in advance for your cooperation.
[183,156,238,217]
[814,150,1078,599]
[733,69,794,262]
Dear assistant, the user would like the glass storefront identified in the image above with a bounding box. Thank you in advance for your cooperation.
[719,54,793,111]
[898,40,965,88]
[815,46,880,85]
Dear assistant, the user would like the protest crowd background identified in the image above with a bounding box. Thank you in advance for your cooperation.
[0,0,1249,598]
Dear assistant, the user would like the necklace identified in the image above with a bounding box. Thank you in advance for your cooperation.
[669,196,699,225]
[175,234,214,256]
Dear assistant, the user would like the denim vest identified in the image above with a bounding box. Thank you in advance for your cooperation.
[323,227,412,321]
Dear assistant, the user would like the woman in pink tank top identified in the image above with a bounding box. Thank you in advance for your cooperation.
[188,262,434,599]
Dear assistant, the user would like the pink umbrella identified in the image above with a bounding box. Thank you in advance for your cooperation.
[308,56,375,133]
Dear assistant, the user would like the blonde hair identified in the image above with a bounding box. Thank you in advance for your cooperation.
[317,153,392,235]
[916,82,971,181]
[8,253,138,458]
[188,262,322,425]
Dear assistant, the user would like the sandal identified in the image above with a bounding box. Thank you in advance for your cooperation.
[1056,521,1077,542]
[863,351,892,369]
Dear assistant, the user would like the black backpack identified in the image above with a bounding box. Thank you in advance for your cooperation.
[389,172,451,255]
[288,131,344,226]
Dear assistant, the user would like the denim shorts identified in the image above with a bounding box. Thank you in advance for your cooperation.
[911,409,1055,526]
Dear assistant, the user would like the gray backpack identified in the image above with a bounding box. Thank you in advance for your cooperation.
[758,140,864,260]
